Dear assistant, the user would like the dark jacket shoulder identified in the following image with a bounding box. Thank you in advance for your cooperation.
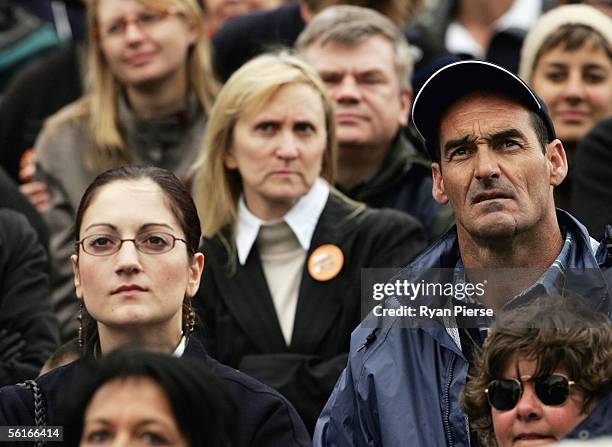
[212,3,303,82]
[186,339,311,446]
[564,394,612,441]
[0,340,310,446]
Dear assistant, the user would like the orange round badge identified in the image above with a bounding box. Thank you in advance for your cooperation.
[308,244,344,282]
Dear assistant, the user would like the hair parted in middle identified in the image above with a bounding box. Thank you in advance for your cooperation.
[462,295,612,447]
[54,0,219,171]
[295,5,413,91]
[74,165,203,355]
[192,51,337,242]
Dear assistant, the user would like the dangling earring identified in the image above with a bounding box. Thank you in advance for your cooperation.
[77,302,85,348]
[184,300,196,334]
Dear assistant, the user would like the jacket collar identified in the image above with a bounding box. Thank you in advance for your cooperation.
[409,209,603,270]
[337,132,430,200]
[235,178,329,265]
[396,209,611,354]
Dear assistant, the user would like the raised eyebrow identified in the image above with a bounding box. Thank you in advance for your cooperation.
[489,129,527,144]
[443,135,474,154]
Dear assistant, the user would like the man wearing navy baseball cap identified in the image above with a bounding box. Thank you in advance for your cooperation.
[313,60,612,447]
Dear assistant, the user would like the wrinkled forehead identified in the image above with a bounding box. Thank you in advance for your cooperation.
[439,92,531,136]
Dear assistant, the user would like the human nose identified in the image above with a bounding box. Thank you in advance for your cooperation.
[275,130,299,160]
[124,20,146,43]
[474,147,500,181]
[109,432,131,447]
[114,240,143,274]
[332,76,362,104]
[515,384,544,422]
[562,73,586,103]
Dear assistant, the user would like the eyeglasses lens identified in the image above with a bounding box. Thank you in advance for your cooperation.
[488,379,521,411]
[534,375,570,406]
[487,375,571,411]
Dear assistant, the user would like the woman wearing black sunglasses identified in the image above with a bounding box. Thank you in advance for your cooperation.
[462,296,612,446]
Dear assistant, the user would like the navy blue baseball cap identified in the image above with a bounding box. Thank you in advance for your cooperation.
[411,60,556,162]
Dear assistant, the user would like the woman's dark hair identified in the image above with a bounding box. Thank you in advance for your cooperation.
[74,166,202,355]
[75,165,201,253]
[462,296,612,446]
[64,350,239,446]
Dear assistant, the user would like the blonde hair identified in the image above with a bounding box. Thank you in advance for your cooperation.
[54,0,219,171]
[192,52,337,243]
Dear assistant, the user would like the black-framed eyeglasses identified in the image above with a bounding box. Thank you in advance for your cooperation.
[485,374,575,411]
[76,232,188,256]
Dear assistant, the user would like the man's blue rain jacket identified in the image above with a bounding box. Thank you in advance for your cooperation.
[314,211,612,447]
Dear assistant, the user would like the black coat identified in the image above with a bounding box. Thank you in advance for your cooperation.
[0,338,310,447]
[0,208,58,386]
[0,44,83,182]
[571,118,612,240]
[211,2,450,84]
[194,193,427,432]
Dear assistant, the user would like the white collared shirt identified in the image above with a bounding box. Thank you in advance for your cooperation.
[235,178,330,265]
[173,335,187,357]
[445,0,542,58]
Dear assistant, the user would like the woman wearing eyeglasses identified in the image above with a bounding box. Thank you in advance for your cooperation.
[22,0,219,342]
[0,166,311,447]
[462,297,612,446]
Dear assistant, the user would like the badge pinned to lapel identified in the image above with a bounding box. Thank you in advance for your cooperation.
[308,244,344,282]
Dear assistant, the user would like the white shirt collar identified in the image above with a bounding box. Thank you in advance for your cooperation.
[235,178,330,265]
[173,335,187,357]
[446,0,541,58]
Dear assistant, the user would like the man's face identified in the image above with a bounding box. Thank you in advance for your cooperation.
[432,93,567,241]
[302,35,411,149]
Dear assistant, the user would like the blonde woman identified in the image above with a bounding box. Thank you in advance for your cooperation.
[27,0,218,341]
[192,53,426,432]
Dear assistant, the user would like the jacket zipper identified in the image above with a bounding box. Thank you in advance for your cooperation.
[442,352,456,447]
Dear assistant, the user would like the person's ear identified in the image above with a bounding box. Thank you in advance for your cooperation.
[186,252,205,298]
[546,139,568,187]
[71,254,83,300]
[224,148,238,170]
[299,0,314,22]
[432,162,449,204]
[184,12,200,47]
[398,88,412,127]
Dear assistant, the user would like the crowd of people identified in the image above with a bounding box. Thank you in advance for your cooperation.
[0,0,610,445]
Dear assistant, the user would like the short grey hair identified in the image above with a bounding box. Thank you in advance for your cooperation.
[296,5,413,91]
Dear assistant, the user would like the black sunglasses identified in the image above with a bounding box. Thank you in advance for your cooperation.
[485,374,575,411]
